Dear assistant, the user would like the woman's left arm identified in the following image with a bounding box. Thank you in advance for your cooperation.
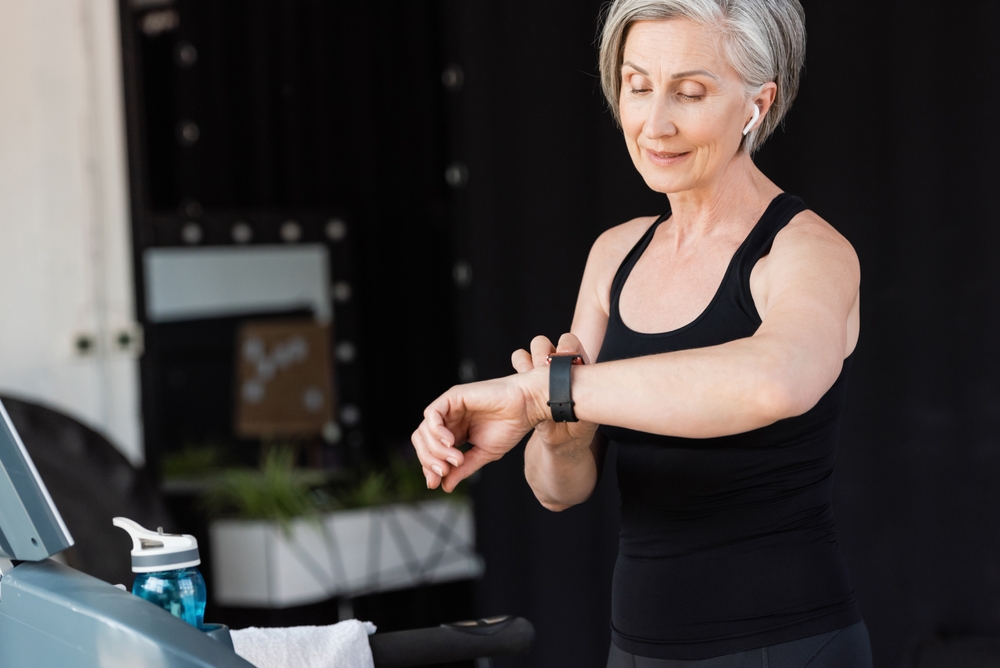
[571,213,860,437]
[415,213,859,491]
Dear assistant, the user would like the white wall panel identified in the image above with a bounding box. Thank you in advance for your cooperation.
[0,0,143,463]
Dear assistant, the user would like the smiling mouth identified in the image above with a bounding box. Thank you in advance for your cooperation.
[647,149,690,159]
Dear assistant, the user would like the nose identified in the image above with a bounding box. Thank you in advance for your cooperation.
[642,93,677,140]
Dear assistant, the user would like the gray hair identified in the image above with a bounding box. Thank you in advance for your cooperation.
[598,0,806,153]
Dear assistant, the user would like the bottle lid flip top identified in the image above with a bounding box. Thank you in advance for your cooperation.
[113,517,201,573]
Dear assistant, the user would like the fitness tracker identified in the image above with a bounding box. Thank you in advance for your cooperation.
[546,353,584,422]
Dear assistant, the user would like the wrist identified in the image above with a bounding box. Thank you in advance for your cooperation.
[535,425,596,455]
[546,353,584,422]
[519,365,551,427]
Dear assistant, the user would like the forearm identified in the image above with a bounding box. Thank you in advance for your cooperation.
[567,334,837,438]
[524,429,602,512]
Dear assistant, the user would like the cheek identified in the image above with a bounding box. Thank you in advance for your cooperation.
[675,105,736,146]
[618,96,739,150]
[618,99,648,147]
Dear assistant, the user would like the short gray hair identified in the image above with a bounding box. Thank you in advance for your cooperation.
[598,0,806,153]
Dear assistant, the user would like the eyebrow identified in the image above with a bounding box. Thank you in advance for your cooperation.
[621,62,718,81]
[672,69,718,80]
[621,61,650,75]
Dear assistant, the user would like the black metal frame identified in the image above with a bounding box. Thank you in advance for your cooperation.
[115,0,461,474]
[370,616,534,668]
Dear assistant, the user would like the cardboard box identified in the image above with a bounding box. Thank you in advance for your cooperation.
[234,319,335,438]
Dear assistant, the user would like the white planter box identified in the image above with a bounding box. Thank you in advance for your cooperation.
[209,498,484,608]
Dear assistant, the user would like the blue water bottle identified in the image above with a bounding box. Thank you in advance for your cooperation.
[113,517,207,629]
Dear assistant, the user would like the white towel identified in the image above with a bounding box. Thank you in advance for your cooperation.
[231,620,377,668]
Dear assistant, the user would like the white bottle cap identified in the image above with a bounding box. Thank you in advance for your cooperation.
[113,517,201,574]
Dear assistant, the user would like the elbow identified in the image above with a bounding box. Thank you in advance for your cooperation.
[533,488,576,512]
[539,500,574,513]
[754,361,832,423]
[756,382,803,423]
[532,486,586,512]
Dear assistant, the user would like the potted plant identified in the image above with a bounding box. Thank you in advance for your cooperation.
[203,449,482,608]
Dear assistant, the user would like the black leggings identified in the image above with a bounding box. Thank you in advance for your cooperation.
[607,621,873,668]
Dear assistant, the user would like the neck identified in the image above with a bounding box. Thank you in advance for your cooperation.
[664,153,779,244]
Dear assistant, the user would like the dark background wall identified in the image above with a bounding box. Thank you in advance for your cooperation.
[444,1,1000,667]
[119,0,1000,666]
[122,0,459,469]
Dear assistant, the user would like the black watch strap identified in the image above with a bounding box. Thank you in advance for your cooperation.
[547,355,581,422]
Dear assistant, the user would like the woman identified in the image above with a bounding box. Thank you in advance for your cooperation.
[411,0,872,665]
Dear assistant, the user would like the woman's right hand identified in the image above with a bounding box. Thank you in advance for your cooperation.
[511,333,598,450]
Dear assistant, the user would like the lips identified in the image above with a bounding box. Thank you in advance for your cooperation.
[647,149,688,159]
[644,148,691,166]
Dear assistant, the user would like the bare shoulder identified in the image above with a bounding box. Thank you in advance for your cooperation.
[753,208,861,359]
[584,216,660,312]
[589,215,660,274]
[751,207,861,327]
[769,209,860,280]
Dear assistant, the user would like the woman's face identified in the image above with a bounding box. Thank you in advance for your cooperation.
[619,19,757,194]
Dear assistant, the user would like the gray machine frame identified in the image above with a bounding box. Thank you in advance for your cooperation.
[0,398,253,667]
[0,399,73,560]
[0,398,536,667]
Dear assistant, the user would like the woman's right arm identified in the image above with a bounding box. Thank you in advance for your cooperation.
[518,332,606,511]
[520,219,653,511]
[523,427,607,512]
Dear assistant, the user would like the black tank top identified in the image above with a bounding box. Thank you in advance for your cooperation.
[596,194,861,660]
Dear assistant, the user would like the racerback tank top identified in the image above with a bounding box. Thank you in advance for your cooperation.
[596,193,861,660]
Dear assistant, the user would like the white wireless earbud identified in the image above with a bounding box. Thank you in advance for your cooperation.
[742,104,760,136]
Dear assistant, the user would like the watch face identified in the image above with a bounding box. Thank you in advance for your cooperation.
[546,353,584,365]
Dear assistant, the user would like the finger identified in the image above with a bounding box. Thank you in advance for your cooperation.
[556,332,588,363]
[419,453,440,489]
[441,446,495,493]
[511,349,533,373]
[530,335,556,368]
[411,427,451,481]
[424,406,457,448]
[422,465,441,490]
[425,392,469,447]
[429,437,465,468]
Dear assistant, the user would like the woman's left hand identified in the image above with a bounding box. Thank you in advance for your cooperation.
[411,369,548,492]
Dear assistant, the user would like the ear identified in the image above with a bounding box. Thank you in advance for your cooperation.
[753,81,779,124]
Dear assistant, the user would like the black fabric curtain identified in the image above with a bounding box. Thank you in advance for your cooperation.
[125,0,460,460]
[444,1,1000,666]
